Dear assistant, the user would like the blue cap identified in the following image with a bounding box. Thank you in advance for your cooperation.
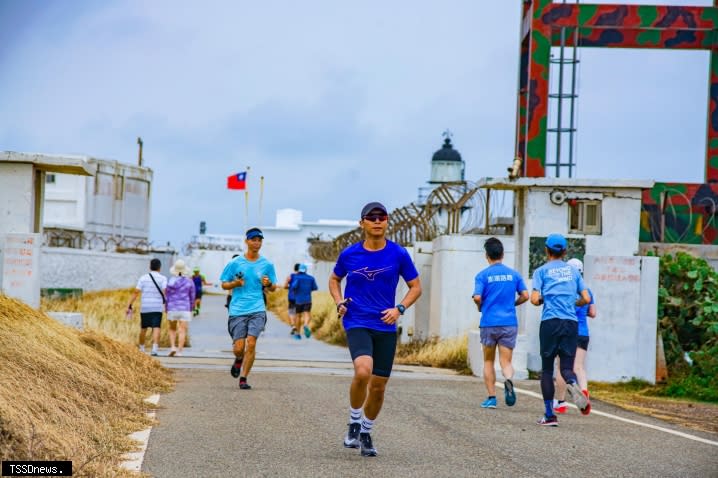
[545,233,567,252]
[246,228,264,239]
[298,264,307,273]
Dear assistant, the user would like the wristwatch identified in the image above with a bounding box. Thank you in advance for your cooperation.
[395,304,406,315]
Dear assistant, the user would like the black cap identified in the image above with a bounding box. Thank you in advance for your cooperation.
[361,202,388,218]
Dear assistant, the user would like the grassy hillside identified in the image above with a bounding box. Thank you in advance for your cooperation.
[1,294,173,476]
[42,288,188,348]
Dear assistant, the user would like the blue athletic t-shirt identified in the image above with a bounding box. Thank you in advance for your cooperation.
[287,273,298,302]
[292,273,318,305]
[532,259,586,322]
[220,255,277,316]
[333,240,419,332]
[473,263,527,327]
[577,288,594,336]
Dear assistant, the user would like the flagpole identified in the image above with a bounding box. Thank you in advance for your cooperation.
[244,166,250,231]
[259,176,264,228]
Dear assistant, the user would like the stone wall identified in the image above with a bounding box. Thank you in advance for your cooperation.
[41,247,176,291]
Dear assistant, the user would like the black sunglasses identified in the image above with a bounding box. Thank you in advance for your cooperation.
[363,214,388,222]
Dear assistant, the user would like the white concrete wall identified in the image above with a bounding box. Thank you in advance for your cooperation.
[429,234,516,339]
[1,233,42,307]
[516,186,646,371]
[402,241,433,342]
[40,248,175,291]
[312,260,335,293]
[44,173,86,229]
[583,255,658,383]
[0,163,35,234]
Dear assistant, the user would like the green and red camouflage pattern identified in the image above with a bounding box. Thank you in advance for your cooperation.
[515,1,718,182]
[641,182,718,244]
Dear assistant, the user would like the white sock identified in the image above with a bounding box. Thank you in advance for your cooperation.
[139,345,145,352]
[151,344,158,352]
[360,416,374,434]
[349,407,362,424]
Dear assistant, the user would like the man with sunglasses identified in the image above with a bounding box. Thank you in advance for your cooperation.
[329,202,422,457]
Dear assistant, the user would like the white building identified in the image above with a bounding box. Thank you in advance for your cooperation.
[43,157,153,250]
[0,151,94,306]
[183,208,356,289]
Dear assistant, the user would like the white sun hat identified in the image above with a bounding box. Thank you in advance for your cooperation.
[170,259,190,276]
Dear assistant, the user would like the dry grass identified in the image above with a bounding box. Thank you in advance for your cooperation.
[42,289,189,348]
[395,336,471,373]
[267,289,347,345]
[588,380,718,434]
[267,290,470,372]
[0,293,174,476]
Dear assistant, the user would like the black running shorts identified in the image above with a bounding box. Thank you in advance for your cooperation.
[140,312,163,329]
[577,335,590,351]
[539,318,578,359]
[295,302,312,313]
[345,327,398,377]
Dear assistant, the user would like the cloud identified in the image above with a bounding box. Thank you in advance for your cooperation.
[0,0,712,246]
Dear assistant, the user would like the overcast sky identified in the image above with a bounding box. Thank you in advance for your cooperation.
[0,0,711,247]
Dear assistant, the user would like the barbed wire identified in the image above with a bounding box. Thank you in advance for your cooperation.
[43,229,172,254]
[309,182,514,261]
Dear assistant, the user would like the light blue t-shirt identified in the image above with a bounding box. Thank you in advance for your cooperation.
[333,240,419,332]
[532,259,586,322]
[473,263,527,327]
[220,255,277,316]
[577,288,595,336]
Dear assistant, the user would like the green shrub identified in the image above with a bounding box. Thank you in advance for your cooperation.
[657,252,718,402]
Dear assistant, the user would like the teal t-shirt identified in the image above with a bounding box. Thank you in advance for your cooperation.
[220,255,277,315]
[532,259,586,322]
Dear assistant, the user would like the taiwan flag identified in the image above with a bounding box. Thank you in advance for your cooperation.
[227,171,247,190]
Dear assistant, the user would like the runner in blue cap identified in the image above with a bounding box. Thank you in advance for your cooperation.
[530,234,591,426]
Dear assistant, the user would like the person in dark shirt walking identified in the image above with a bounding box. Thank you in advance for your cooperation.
[291,264,318,339]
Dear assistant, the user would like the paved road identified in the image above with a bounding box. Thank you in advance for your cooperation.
[142,295,718,478]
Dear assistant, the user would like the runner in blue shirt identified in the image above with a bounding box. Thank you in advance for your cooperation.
[220,227,277,390]
[554,258,597,414]
[531,234,591,426]
[283,263,301,339]
[472,237,528,409]
[329,202,422,457]
[291,264,318,339]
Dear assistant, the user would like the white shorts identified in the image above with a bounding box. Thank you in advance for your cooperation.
[167,311,192,322]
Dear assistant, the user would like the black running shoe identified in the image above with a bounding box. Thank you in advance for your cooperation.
[343,423,361,448]
[239,381,251,390]
[359,433,377,457]
[504,379,516,407]
[230,357,243,378]
[536,414,559,427]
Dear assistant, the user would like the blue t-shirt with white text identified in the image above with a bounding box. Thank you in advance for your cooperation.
[532,259,586,322]
[220,255,277,316]
[333,240,419,332]
[473,263,527,327]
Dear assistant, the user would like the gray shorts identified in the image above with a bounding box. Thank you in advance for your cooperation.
[228,312,267,341]
[480,326,518,349]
